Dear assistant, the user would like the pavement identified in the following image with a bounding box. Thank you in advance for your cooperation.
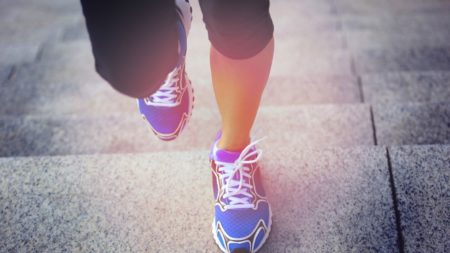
[0,0,449,252]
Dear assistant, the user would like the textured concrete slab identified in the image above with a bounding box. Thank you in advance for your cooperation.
[0,43,41,65]
[335,0,450,17]
[272,49,353,77]
[374,102,450,145]
[186,33,354,84]
[0,104,373,157]
[271,0,338,17]
[0,152,215,252]
[0,146,398,252]
[0,0,81,13]
[0,48,109,115]
[345,30,450,50]
[0,60,128,115]
[0,65,12,84]
[1,59,360,116]
[274,15,342,35]
[388,145,450,253]
[362,71,450,104]
[341,14,450,33]
[263,75,361,105]
[0,1,80,64]
[61,19,88,42]
[262,146,398,252]
[354,48,450,74]
[275,32,346,53]
[1,36,359,116]
[61,9,343,43]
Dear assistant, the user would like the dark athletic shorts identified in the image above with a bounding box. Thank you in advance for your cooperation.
[80,0,274,98]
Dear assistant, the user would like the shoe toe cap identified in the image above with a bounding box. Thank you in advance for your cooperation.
[214,201,271,241]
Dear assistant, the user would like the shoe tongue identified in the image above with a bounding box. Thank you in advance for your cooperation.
[214,148,242,163]
[213,142,257,163]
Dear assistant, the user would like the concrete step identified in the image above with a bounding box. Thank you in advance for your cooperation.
[272,48,353,77]
[62,13,345,44]
[361,71,450,104]
[0,105,374,156]
[0,0,80,65]
[0,65,12,84]
[340,12,450,33]
[273,15,343,35]
[345,30,450,50]
[2,62,361,115]
[353,47,450,74]
[335,0,450,16]
[388,145,450,253]
[52,33,353,85]
[0,104,374,157]
[267,0,338,18]
[59,1,450,51]
[1,40,361,116]
[340,10,450,50]
[373,102,450,145]
[0,145,399,252]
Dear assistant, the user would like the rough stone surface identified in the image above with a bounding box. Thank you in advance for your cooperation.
[0,0,80,64]
[275,32,346,52]
[374,102,450,145]
[1,59,360,115]
[0,152,215,252]
[262,75,361,105]
[0,65,13,84]
[0,146,398,252]
[274,15,342,35]
[345,30,450,50]
[361,71,450,104]
[0,105,373,157]
[0,44,41,65]
[272,49,353,77]
[354,47,450,74]
[335,0,450,15]
[341,14,450,33]
[388,145,450,253]
[271,0,338,17]
[1,38,359,115]
[62,19,88,41]
[0,59,128,116]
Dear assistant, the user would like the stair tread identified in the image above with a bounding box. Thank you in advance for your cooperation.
[388,145,450,253]
[0,104,374,157]
[2,60,361,115]
[361,70,450,104]
[0,145,399,252]
[373,101,450,145]
[354,47,450,74]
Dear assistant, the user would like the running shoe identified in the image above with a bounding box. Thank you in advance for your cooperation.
[137,0,193,141]
[210,138,272,253]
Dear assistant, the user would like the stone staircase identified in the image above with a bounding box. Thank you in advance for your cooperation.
[1,0,449,252]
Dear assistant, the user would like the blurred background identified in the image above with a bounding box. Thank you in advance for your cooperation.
[1,0,449,252]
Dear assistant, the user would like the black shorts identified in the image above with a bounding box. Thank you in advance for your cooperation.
[80,0,274,98]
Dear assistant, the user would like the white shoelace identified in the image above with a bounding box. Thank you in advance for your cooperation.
[215,139,264,210]
[143,66,182,107]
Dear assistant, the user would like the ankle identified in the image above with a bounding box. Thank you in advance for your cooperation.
[217,136,250,152]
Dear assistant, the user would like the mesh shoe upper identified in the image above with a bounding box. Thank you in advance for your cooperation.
[138,67,192,140]
[211,140,272,253]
